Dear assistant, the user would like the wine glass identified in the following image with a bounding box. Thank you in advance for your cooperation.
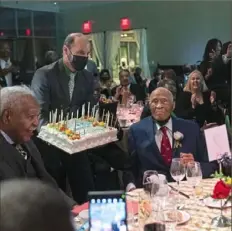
[143,170,160,198]
[186,162,202,203]
[170,158,186,203]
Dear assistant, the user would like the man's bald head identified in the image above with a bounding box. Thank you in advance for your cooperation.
[62,33,89,72]
[150,87,174,103]
[63,33,88,48]
[149,87,175,121]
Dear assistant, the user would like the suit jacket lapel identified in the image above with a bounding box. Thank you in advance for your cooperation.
[57,59,71,103]
[0,134,26,176]
[171,117,181,158]
[145,117,167,165]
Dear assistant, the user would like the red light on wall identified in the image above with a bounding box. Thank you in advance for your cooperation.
[25,28,31,36]
[120,18,131,31]
[82,21,92,34]
[0,32,4,36]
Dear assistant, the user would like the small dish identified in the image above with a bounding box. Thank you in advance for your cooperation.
[79,209,89,220]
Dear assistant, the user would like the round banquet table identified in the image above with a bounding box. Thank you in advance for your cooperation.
[73,178,231,231]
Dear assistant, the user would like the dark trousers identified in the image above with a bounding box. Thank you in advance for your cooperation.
[60,151,95,204]
[33,137,94,204]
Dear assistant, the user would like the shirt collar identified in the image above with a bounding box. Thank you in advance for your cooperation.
[155,117,172,132]
[0,130,14,144]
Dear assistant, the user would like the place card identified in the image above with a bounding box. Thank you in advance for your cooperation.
[204,124,231,162]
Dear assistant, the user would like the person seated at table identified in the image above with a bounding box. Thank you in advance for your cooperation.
[175,70,224,128]
[123,87,218,189]
[141,79,177,120]
[0,179,75,231]
[99,69,117,98]
[0,86,76,208]
[112,69,146,104]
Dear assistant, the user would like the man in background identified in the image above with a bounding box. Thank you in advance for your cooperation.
[85,41,99,78]
[0,41,19,87]
[0,179,75,231]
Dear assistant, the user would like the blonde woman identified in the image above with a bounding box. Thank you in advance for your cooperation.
[175,70,224,127]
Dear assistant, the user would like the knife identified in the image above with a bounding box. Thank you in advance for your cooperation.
[168,185,190,199]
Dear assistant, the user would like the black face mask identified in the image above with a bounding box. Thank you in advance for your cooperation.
[70,53,88,71]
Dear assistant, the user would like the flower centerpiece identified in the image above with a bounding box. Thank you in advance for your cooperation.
[211,180,231,227]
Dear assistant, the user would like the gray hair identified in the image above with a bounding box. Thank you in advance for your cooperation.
[0,179,73,231]
[0,85,36,117]
[157,79,177,100]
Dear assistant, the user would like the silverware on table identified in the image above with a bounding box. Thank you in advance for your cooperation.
[168,184,190,199]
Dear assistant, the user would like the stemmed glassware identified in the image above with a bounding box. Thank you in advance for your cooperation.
[143,170,160,198]
[170,158,186,203]
[186,161,202,203]
[141,171,160,222]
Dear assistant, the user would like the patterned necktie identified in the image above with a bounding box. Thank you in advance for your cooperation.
[68,73,75,100]
[160,126,172,165]
[14,144,28,160]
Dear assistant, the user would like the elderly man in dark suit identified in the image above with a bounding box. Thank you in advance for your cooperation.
[0,86,76,208]
[31,33,96,204]
[124,87,218,190]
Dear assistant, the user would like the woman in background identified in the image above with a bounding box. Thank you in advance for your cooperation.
[99,69,117,98]
[199,38,225,88]
[175,70,224,128]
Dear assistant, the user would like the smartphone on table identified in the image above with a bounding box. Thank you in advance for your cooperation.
[88,190,127,231]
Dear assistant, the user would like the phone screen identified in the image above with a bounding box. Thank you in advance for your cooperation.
[88,191,127,231]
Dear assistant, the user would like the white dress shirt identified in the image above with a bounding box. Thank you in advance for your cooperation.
[155,118,173,150]
[126,117,173,192]
[0,58,12,86]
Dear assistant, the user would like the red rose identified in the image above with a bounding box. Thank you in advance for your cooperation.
[212,180,231,199]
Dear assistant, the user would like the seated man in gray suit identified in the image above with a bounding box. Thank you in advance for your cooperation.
[31,33,96,204]
[0,86,76,208]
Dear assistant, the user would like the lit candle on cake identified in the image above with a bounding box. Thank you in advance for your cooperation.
[95,109,99,121]
[87,102,90,118]
[49,111,52,123]
[102,109,105,122]
[66,113,69,125]
[54,109,58,123]
[92,105,95,118]
[110,114,114,127]
[71,112,74,119]
[82,104,85,118]
[76,109,79,119]
[106,112,110,127]
[61,109,63,122]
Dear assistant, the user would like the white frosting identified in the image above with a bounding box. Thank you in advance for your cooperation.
[38,119,118,154]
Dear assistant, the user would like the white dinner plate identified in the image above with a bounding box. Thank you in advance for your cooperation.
[203,197,232,208]
[79,209,89,220]
[163,210,191,225]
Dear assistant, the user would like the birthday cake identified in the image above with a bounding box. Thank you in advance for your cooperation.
[38,117,118,154]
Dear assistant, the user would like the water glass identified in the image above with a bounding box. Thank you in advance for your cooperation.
[143,170,160,198]
[186,161,202,202]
